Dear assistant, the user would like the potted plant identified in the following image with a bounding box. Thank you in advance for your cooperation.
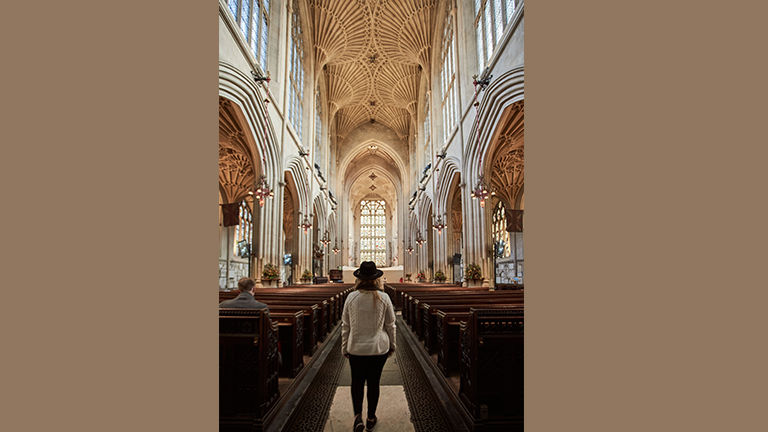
[465,263,483,286]
[416,271,426,283]
[261,263,280,287]
[433,270,447,282]
[300,269,313,283]
[404,273,412,282]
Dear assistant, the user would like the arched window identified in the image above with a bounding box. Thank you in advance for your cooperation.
[227,0,270,73]
[360,200,386,266]
[288,0,305,137]
[424,93,431,148]
[440,13,458,143]
[235,200,253,257]
[475,0,519,72]
[314,92,323,170]
[492,201,511,258]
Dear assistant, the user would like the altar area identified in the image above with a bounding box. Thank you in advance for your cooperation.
[340,265,404,284]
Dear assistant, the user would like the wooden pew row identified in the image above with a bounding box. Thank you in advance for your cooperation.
[434,304,523,376]
[219,285,353,341]
[219,308,280,431]
[394,286,490,318]
[404,291,521,330]
[268,310,304,377]
[385,283,525,430]
[219,285,353,378]
[384,283,459,309]
[402,290,489,326]
[421,296,522,354]
[459,307,524,430]
[220,285,353,323]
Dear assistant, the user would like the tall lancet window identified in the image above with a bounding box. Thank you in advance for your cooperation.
[424,94,431,148]
[474,0,519,72]
[235,200,253,257]
[492,201,511,258]
[440,13,458,143]
[226,0,270,73]
[314,92,323,171]
[360,200,386,266]
[288,0,305,137]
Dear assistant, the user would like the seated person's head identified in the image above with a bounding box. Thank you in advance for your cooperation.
[237,277,256,294]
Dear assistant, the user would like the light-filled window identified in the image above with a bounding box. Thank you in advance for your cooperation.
[440,13,458,143]
[288,0,305,137]
[424,94,431,149]
[360,200,386,266]
[314,92,323,170]
[475,0,518,71]
[492,201,511,258]
[227,0,270,73]
[235,200,253,257]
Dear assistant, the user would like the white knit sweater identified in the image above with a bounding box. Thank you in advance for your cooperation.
[341,289,397,356]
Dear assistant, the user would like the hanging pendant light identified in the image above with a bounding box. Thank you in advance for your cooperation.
[321,230,331,246]
[471,175,492,208]
[432,213,447,234]
[253,175,274,207]
[298,212,312,234]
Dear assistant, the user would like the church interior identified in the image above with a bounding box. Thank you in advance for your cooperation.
[218,0,524,430]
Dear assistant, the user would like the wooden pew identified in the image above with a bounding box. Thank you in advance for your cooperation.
[459,307,524,431]
[219,308,280,431]
[433,305,523,376]
[263,304,320,357]
[259,286,353,374]
[397,287,490,323]
[406,291,522,332]
[384,283,460,310]
[269,310,304,378]
[415,293,524,343]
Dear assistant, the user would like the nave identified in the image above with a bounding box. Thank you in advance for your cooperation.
[220,282,523,432]
[219,0,525,430]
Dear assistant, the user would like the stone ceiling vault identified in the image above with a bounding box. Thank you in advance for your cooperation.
[310,0,436,142]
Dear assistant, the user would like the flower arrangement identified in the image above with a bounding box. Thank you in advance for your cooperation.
[434,270,447,281]
[416,271,426,281]
[301,269,313,281]
[262,263,279,281]
[465,264,483,281]
[404,273,412,281]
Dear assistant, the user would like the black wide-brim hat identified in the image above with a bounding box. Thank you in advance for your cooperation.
[353,261,384,280]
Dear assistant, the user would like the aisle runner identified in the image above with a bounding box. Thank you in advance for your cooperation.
[323,336,415,431]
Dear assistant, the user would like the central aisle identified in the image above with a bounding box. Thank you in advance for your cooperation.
[323,315,416,432]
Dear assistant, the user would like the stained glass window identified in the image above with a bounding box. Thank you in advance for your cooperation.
[226,1,270,73]
[288,0,304,137]
[475,0,519,72]
[492,201,511,258]
[235,200,252,257]
[360,200,386,266]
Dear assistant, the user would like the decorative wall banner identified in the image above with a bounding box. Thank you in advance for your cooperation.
[221,203,240,227]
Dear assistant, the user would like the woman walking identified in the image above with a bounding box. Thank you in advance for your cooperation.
[341,261,397,432]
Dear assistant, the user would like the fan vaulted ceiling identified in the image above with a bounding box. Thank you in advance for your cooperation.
[310,0,436,142]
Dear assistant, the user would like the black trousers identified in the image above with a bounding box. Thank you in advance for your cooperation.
[348,353,388,418]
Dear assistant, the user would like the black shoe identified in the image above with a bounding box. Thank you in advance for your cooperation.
[365,416,377,431]
[354,414,365,432]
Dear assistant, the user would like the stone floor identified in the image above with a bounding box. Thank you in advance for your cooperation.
[323,344,415,431]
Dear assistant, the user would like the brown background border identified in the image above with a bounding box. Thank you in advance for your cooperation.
[2,1,767,431]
